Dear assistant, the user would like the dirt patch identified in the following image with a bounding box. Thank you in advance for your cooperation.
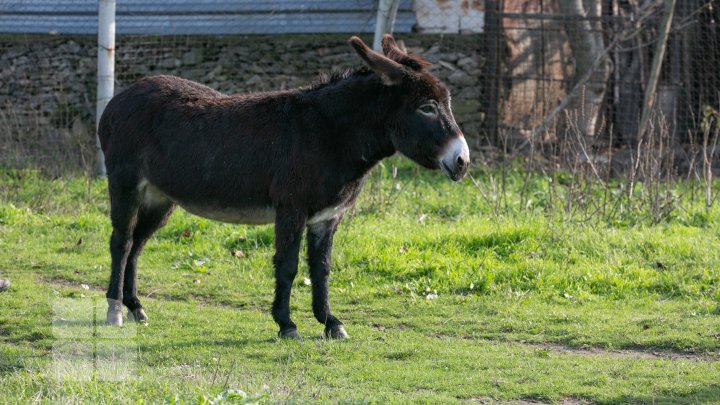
[433,333,719,362]
[530,341,719,362]
[38,276,105,293]
[38,276,266,312]
[467,397,589,405]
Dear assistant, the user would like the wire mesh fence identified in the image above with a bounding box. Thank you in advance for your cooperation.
[0,34,96,173]
[0,0,717,179]
[0,0,483,174]
[481,0,719,179]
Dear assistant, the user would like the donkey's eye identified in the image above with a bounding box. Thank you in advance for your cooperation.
[418,102,438,117]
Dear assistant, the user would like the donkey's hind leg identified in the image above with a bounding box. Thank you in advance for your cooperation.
[106,177,142,326]
[123,197,175,323]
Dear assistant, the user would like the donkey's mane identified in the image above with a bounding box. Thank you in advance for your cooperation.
[307,46,432,92]
[308,67,373,91]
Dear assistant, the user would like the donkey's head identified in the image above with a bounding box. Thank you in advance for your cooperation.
[349,35,469,181]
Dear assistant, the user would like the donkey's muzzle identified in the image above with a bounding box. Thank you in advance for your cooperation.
[440,135,470,181]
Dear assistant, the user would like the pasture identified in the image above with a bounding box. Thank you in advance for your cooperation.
[1,159,720,403]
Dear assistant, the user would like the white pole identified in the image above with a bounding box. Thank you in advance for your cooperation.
[373,0,401,51]
[96,0,115,176]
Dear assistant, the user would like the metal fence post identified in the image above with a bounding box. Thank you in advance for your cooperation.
[96,0,115,177]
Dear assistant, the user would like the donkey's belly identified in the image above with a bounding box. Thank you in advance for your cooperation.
[141,179,276,225]
[180,203,276,225]
[141,180,345,225]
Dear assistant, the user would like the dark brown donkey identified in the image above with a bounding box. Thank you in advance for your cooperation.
[99,35,469,339]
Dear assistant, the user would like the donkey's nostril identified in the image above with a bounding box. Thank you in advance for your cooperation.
[441,136,470,180]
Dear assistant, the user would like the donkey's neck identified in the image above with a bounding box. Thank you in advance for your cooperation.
[305,73,398,169]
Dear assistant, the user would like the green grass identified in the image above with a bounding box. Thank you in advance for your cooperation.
[1,159,720,404]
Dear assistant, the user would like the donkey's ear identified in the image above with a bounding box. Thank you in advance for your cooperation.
[348,36,404,86]
[381,34,400,56]
[380,34,432,71]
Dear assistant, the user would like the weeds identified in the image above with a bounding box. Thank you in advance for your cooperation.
[460,99,720,229]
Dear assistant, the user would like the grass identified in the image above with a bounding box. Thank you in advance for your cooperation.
[1,158,720,403]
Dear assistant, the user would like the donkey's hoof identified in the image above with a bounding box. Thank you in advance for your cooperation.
[325,324,349,339]
[107,310,123,326]
[279,328,302,340]
[128,308,148,323]
[106,299,124,326]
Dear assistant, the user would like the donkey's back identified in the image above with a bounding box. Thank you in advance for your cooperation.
[100,75,300,222]
[99,75,225,151]
[99,74,287,166]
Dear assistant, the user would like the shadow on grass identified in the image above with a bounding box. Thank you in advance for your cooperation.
[0,361,25,376]
[143,337,269,350]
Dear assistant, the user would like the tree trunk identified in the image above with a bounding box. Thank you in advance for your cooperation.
[501,0,571,141]
[558,0,611,143]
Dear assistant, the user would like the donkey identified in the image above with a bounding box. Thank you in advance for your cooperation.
[99,35,469,339]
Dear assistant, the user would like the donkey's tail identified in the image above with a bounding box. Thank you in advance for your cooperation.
[97,103,113,153]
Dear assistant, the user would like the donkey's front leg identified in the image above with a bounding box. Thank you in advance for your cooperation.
[307,219,349,339]
[272,209,306,339]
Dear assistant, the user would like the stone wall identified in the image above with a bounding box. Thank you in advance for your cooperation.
[0,34,484,173]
